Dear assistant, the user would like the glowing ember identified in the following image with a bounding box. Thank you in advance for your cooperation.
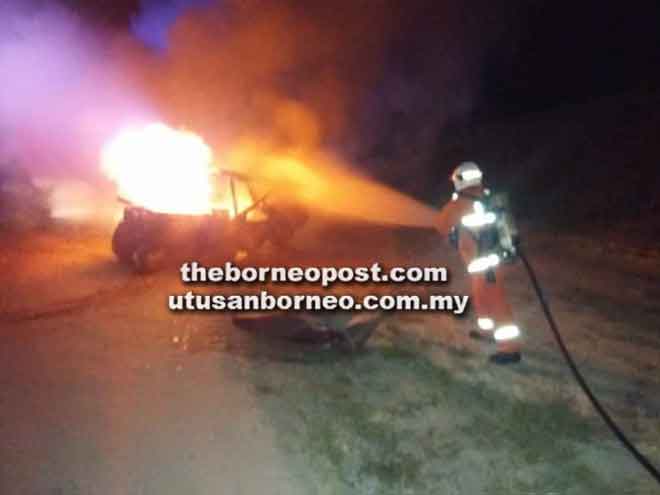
[101,123,214,215]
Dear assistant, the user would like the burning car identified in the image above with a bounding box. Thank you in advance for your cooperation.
[103,123,307,273]
[112,169,307,273]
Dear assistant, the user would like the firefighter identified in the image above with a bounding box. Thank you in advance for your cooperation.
[435,162,522,364]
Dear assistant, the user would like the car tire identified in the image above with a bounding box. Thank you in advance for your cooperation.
[112,220,140,265]
[132,245,165,274]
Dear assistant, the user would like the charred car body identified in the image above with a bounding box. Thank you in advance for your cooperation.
[112,169,307,272]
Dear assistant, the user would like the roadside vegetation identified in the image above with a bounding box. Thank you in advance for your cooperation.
[244,324,657,494]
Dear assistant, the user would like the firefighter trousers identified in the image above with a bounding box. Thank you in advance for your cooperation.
[470,269,521,354]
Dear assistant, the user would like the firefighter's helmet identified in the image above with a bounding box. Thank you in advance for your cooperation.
[451,162,483,191]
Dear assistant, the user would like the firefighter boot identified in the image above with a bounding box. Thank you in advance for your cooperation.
[489,351,522,365]
[490,324,522,365]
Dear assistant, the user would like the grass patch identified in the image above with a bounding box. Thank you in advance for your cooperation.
[248,344,653,494]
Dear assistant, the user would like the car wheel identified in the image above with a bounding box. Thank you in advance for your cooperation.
[132,245,166,274]
[112,220,140,265]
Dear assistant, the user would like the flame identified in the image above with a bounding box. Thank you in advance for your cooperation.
[101,123,437,226]
[224,142,438,227]
[101,123,214,215]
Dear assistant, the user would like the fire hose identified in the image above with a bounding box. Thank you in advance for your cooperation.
[518,247,660,486]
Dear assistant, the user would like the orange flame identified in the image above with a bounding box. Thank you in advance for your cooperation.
[101,123,215,215]
[101,123,437,228]
[225,142,438,227]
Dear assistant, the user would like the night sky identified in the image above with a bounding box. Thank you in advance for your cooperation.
[481,0,660,116]
[66,0,660,120]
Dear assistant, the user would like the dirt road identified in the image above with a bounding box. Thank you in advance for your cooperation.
[1,223,659,494]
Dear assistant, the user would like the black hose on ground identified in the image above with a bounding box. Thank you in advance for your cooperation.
[518,248,660,486]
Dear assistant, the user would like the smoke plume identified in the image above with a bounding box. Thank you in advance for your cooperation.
[0,1,154,177]
[0,0,500,224]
